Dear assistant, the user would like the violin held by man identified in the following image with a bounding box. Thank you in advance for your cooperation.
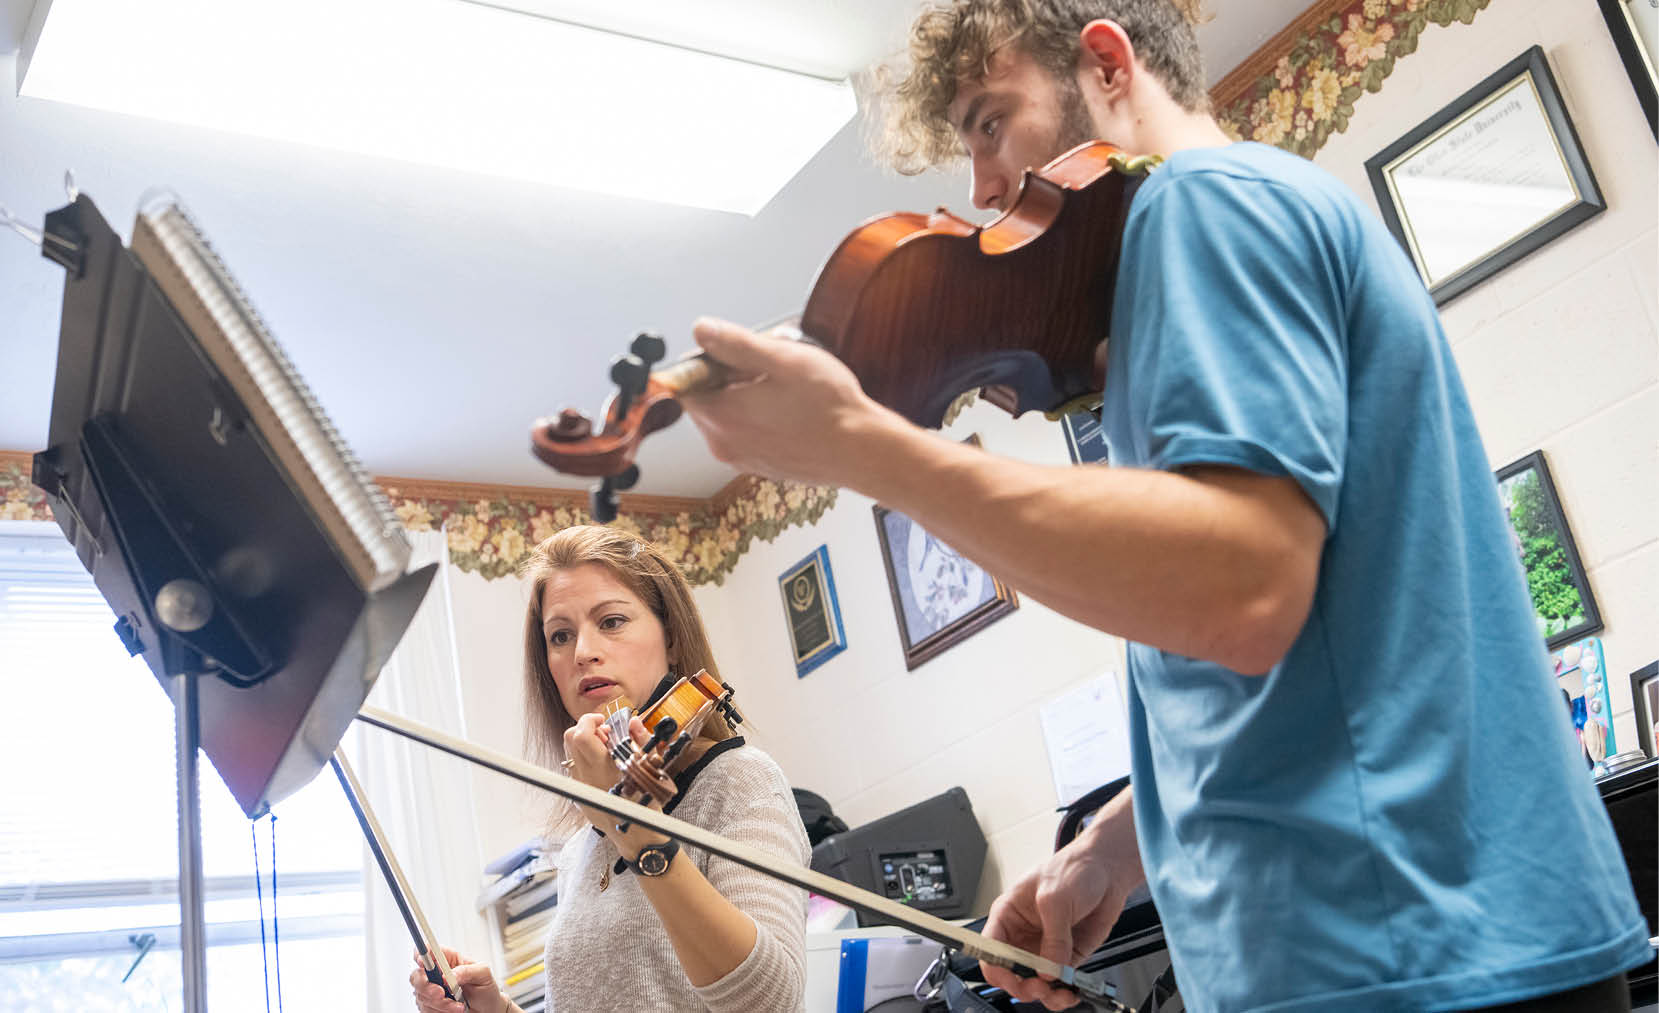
[670,2,1646,1013]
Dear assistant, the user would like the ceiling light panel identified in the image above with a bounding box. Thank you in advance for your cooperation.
[19,0,857,215]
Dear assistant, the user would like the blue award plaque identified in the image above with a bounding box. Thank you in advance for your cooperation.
[779,545,848,678]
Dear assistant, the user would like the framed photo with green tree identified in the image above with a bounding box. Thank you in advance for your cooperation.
[1495,451,1602,650]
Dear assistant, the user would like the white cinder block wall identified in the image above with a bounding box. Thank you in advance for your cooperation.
[450,0,1657,912]
[1314,0,1656,749]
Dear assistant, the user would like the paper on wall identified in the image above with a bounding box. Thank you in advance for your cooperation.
[1039,673,1133,807]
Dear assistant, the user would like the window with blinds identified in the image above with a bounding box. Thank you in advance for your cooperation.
[0,523,368,1007]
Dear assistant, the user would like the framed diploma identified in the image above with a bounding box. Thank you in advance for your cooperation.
[1599,0,1658,139]
[1364,46,1605,306]
[778,544,847,678]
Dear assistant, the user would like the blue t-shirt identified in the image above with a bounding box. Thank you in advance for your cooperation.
[1099,143,1649,1012]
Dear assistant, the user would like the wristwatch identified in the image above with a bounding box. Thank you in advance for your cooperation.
[628,838,680,877]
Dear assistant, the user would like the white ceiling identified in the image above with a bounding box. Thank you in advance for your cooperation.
[0,0,1306,498]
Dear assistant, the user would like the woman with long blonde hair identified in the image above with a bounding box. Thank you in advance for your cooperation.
[410,525,809,1013]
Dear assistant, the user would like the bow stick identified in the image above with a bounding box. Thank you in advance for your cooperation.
[354,706,1127,1012]
[330,749,465,1005]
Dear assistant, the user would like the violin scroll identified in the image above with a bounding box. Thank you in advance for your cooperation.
[600,669,741,821]
[530,332,731,523]
[531,143,1162,519]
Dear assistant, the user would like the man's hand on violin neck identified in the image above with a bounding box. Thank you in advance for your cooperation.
[681,317,903,487]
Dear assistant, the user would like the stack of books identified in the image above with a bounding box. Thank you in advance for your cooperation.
[477,839,558,1013]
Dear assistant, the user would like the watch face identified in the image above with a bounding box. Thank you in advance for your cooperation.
[639,848,670,876]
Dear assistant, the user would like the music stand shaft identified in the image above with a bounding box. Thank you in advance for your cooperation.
[175,672,208,1011]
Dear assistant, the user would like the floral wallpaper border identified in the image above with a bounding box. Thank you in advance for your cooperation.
[384,473,836,586]
[2,451,834,587]
[1,1,1492,582]
[1211,0,1493,157]
[0,452,50,523]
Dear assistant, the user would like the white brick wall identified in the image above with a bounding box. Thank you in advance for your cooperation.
[1318,0,1658,749]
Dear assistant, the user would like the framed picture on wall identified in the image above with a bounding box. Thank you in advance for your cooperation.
[1631,662,1658,759]
[871,438,1018,670]
[1363,46,1605,306]
[1599,0,1659,139]
[1061,409,1110,465]
[777,545,847,678]
[1495,451,1602,650]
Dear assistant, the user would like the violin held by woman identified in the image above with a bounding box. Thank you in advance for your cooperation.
[409,526,810,1013]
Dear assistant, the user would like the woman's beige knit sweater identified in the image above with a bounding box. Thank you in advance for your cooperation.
[541,741,810,1012]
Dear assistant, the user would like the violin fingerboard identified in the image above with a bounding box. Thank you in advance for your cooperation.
[602,704,634,748]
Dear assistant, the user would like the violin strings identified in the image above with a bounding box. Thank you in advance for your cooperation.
[603,702,635,764]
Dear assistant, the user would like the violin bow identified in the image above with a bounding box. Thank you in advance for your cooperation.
[329,748,466,1006]
[355,706,1129,1012]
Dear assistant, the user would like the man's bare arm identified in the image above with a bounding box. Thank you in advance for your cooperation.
[681,318,1326,674]
[851,412,1326,674]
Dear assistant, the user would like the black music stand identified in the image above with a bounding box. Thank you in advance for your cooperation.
[26,188,436,1010]
[11,183,1131,1013]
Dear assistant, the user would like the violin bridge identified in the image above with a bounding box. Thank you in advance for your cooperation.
[600,698,634,752]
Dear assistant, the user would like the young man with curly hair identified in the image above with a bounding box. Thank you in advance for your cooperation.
[679,2,1650,1010]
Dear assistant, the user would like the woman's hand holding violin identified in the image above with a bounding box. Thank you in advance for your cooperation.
[562,713,669,854]
[561,711,625,808]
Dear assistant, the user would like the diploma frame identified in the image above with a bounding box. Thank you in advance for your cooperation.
[778,544,848,678]
[1364,46,1605,306]
[1599,0,1659,139]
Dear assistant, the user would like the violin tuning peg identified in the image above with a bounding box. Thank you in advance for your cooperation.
[610,353,649,393]
[541,409,592,443]
[662,730,693,764]
[631,332,667,366]
[645,715,677,749]
[590,481,619,524]
[607,354,649,426]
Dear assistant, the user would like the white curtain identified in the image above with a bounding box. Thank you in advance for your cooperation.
[354,529,491,1011]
